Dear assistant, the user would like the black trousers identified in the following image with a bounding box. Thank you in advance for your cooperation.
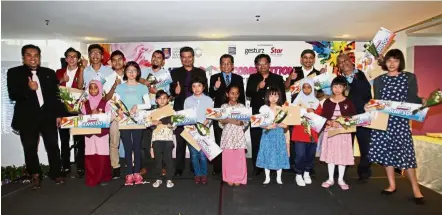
[19,116,61,179]
[353,127,372,179]
[153,141,174,180]
[174,126,186,172]
[141,128,152,168]
[250,127,263,170]
[211,121,223,173]
[58,128,85,170]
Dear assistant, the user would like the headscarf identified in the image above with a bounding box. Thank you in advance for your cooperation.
[292,78,320,109]
[86,80,104,110]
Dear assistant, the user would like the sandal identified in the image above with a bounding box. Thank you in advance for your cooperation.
[338,182,350,191]
[321,180,334,188]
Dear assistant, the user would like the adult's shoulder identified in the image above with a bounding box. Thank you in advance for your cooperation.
[40,66,56,73]
[232,73,243,79]
[7,65,25,73]
[402,71,416,78]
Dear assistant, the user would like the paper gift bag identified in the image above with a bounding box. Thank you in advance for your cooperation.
[281,105,301,125]
[364,112,389,131]
[327,126,357,138]
[151,105,175,120]
[71,128,102,135]
[180,128,201,151]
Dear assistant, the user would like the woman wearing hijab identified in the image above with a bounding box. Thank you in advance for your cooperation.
[291,78,322,187]
[81,80,112,186]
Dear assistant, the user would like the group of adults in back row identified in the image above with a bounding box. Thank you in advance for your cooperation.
[7,43,425,204]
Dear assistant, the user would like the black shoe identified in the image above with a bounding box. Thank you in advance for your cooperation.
[174,170,183,177]
[75,169,85,179]
[381,189,397,195]
[212,171,220,176]
[252,169,262,176]
[112,168,121,179]
[412,197,425,205]
[54,177,65,185]
[357,177,369,184]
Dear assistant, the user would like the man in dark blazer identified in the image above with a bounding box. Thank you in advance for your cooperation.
[337,53,372,182]
[208,54,245,175]
[170,46,207,176]
[246,54,286,175]
[7,44,65,189]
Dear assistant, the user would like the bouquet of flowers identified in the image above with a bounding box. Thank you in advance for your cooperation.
[412,89,442,114]
[59,88,87,114]
[335,116,357,130]
[110,97,137,124]
[301,116,315,142]
[264,109,288,134]
[171,108,197,126]
[146,74,158,85]
[364,41,379,58]
[196,123,210,136]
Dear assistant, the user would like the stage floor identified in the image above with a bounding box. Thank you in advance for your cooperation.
[2,159,441,215]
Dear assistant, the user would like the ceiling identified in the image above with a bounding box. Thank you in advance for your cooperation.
[2,1,442,43]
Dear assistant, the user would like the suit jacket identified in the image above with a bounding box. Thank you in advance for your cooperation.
[246,72,286,114]
[346,71,372,114]
[170,66,208,111]
[289,66,323,102]
[55,67,82,89]
[7,65,64,130]
[209,72,245,108]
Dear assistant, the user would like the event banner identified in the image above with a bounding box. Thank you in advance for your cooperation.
[367,100,429,122]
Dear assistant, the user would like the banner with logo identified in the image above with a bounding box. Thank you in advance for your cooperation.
[97,40,367,157]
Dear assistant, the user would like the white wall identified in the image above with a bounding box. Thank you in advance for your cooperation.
[1,39,87,166]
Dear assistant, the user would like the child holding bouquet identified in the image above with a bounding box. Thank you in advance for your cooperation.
[256,87,290,185]
[115,61,151,186]
[320,76,356,190]
[184,77,214,185]
[219,85,249,186]
[81,80,112,186]
[291,78,322,187]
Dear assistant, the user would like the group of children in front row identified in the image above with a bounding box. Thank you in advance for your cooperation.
[80,61,356,190]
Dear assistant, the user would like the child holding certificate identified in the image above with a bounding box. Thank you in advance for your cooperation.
[256,87,290,185]
[291,78,322,187]
[81,80,112,186]
[219,85,249,186]
[320,76,356,190]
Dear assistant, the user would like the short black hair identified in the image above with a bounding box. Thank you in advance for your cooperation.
[155,90,169,99]
[301,49,316,58]
[88,44,104,54]
[180,46,194,57]
[110,50,125,60]
[190,77,206,87]
[381,49,406,72]
[220,54,234,64]
[254,54,271,65]
[331,76,348,89]
[64,47,81,59]
[21,44,41,57]
[264,87,283,106]
[152,50,165,60]
[123,61,142,81]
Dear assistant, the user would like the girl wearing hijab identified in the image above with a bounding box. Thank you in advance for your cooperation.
[291,78,322,187]
[81,80,112,186]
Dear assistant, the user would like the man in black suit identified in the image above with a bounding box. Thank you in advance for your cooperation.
[170,46,208,176]
[7,44,65,189]
[208,54,245,175]
[338,53,372,183]
[246,54,286,175]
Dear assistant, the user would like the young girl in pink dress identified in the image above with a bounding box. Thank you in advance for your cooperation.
[320,76,356,190]
[219,85,249,186]
[81,80,112,186]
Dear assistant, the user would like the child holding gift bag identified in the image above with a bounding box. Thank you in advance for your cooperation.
[256,87,290,185]
[320,76,356,190]
[291,78,322,187]
[81,80,112,186]
[115,61,151,186]
[184,77,214,185]
[219,85,249,186]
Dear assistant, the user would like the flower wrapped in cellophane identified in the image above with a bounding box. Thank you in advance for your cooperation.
[335,116,357,130]
[412,89,442,114]
[59,87,87,114]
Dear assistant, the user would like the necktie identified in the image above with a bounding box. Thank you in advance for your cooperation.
[225,75,230,86]
[31,71,44,107]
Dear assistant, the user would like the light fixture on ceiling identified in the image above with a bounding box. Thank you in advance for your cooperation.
[256,15,260,22]
[199,33,228,39]
[340,34,350,38]
[84,36,106,41]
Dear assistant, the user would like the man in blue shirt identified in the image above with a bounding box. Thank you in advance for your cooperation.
[78,44,114,89]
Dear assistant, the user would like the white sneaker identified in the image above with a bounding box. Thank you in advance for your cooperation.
[152,180,162,188]
[303,172,312,185]
[276,178,283,185]
[263,177,270,185]
[296,174,306,186]
[166,180,174,188]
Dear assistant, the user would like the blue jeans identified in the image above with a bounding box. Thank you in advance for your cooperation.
[188,144,207,176]
[120,129,143,174]
[294,141,317,175]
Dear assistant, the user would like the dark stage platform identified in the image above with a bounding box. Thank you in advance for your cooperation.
[2,159,441,215]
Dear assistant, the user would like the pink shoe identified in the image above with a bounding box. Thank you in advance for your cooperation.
[338,182,350,191]
[125,174,134,186]
[133,173,144,185]
[321,180,334,188]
